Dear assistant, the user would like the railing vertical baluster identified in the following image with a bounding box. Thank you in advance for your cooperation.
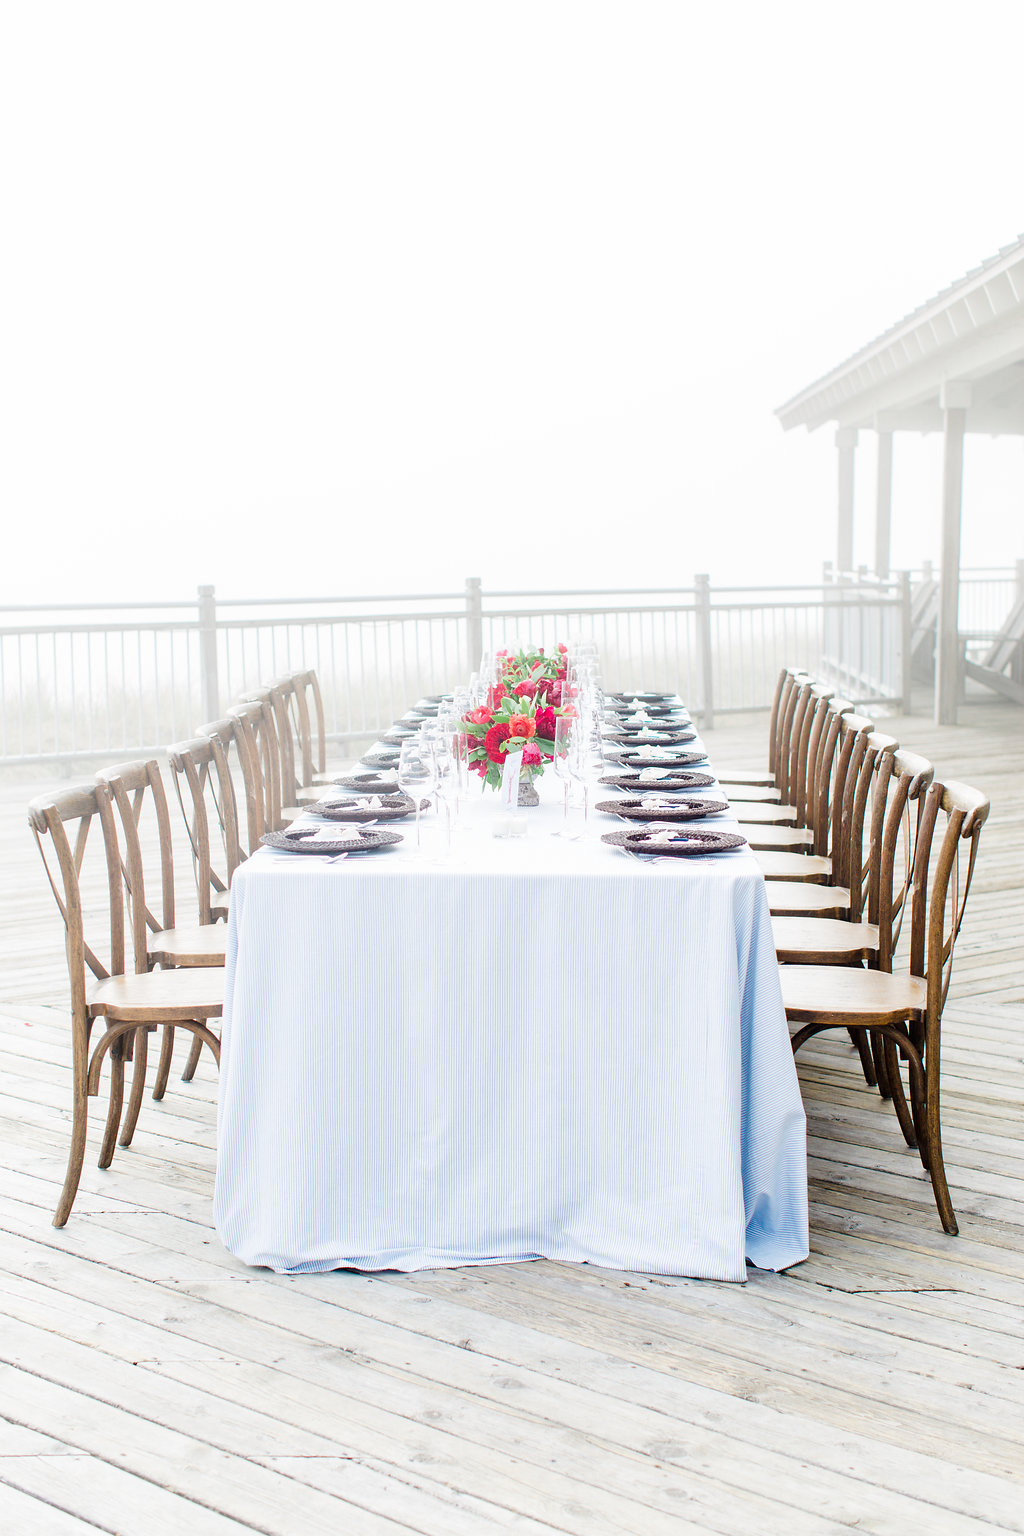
[695,573,714,728]
[465,576,483,674]
[198,585,220,723]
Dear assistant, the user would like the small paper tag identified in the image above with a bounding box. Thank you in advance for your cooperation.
[501,749,523,811]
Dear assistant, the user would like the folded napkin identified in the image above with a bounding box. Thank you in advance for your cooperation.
[288,826,357,844]
[645,827,680,845]
[638,796,680,810]
[640,747,687,761]
[637,767,673,782]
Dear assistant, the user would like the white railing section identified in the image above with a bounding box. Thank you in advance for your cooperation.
[6,567,1019,768]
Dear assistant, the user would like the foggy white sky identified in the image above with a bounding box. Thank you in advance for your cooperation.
[2,0,1022,604]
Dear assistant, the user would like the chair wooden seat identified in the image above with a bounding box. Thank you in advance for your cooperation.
[726,800,798,824]
[772,917,879,965]
[755,850,831,882]
[148,925,226,969]
[765,881,850,916]
[717,782,782,802]
[714,769,775,787]
[738,824,814,850]
[780,965,926,1024]
[89,966,225,1022]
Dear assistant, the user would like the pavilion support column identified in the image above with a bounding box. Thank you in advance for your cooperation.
[935,383,971,726]
[874,429,893,580]
[836,427,858,574]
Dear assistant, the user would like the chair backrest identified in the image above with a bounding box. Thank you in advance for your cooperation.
[242,683,299,807]
[839,730,898,919]
[166,734,242,923]
[94,760,178,970]
[228,699,285,832]
[197,715,267,856]
[806,699,860,856]
[907,779,990,1023]
[865,747,933,968]
[274,668,327,786]
[781,680,816,806]
[792,683,834,826]
[28,785,126,1022]
[772,671,811,797]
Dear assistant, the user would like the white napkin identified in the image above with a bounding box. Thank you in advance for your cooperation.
[645,827,680,845]
[624,711,653,725]
[638,796,678,810]
[637,767,673,782]
[290,826,358,845]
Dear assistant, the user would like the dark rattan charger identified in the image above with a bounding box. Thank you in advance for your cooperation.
[333,772,401,794]
[601,828,746,856]
[308,793,415,822]
[595,797,730,821]
[262,827,404,855]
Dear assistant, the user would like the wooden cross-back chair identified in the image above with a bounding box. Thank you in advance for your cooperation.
[96,759,227,1099]
[243,670,332,811]
[718,669,811,800]
[735,684,840,847]
[755,707,872,889]
[197,715,267,860]
[781,777,990,1234]
[166,732,242,926]
[227,699,285,833]
[28,785,224,1226]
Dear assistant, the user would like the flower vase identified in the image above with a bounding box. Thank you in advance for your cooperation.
[517,776,540,807]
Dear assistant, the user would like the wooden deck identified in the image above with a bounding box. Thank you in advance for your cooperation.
[1,697,1022,1534]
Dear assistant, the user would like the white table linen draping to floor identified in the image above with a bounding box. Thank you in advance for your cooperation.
[213,745,808,1281]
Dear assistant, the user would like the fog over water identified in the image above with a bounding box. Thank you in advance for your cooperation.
[2,1,1022,605]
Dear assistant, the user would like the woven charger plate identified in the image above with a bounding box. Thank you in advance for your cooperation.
[603,753,711,773]
[262,827,403,855]
[599,768,711,792]
[333,772,401,794]
[308,793,415,822]
[602,828,746,856]
[360,750,400,768]
[595,797,730,821]
[379,728,419,746]
[601,729,697,747]
[605,703,687,717]
[610,691,677,703]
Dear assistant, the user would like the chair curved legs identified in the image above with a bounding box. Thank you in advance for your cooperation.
[181,1033,205,1082]
[791,1017,958,1237]
[119,1028,150,1148]
[152,1024,176,1101]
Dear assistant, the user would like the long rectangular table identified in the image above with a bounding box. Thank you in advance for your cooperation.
[213,723,808,1280]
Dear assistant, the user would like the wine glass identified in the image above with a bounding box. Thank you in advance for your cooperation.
[397,740,436,851]
[552,715,575,831]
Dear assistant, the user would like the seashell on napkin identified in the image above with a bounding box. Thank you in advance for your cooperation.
[637,767,672,782]
[638,796,677,810]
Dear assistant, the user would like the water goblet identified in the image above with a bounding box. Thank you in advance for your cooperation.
[397,740,436,851]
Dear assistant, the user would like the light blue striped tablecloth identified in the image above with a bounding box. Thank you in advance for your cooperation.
[214,742,808,1280]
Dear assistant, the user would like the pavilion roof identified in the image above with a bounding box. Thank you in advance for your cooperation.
[776,234,1024,435]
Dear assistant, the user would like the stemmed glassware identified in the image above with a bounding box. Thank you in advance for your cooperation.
[397,739,436,851]
[553,715,575,831]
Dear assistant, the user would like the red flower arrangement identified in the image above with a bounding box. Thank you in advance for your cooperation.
[461,647,574,790]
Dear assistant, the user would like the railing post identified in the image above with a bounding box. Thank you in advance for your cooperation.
[695,572,714,729]
[198,584,219,724]
[897,569,913,714]
[465,576,483,675]
[1014,558,1024,684]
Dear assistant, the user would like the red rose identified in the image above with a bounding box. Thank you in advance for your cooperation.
[557,642,568,654]
[521,742,542,767]
[484,723,511,763]
[513,680,537,699]
[468,706,492,726]
[534,705,556,740]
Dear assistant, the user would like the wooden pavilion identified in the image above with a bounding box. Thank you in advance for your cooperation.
[776,234,1024,725]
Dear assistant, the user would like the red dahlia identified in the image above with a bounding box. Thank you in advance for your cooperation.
[484,723,512,763]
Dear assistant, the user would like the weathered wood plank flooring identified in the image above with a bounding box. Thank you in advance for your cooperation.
[0,695,1021,1533]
